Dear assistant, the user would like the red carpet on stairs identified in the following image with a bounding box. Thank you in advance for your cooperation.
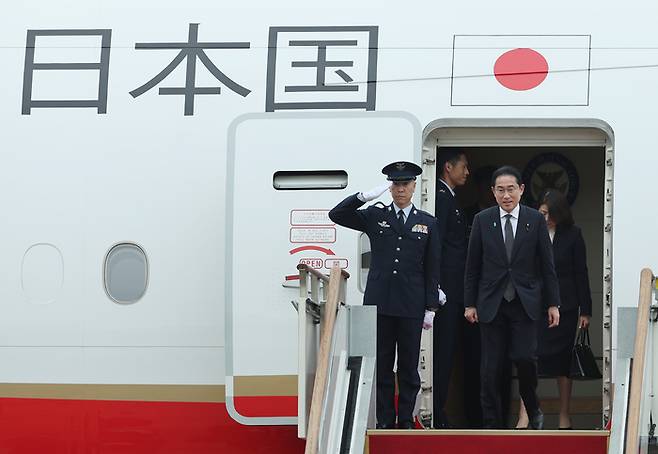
[367,430,609,454]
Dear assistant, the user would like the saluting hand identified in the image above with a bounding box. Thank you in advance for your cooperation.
[464,307,478,324]
[359,181,392,202]
[548,306,560,328]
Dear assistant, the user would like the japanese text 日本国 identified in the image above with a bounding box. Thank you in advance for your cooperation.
[21,24,379,116]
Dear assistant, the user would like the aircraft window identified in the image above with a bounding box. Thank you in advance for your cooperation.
[273,170,348,190]
[104,243,149,304]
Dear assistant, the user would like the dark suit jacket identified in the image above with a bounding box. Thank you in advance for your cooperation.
[464,204,560,323]
[329,193,441,318]
[553,224,592,315]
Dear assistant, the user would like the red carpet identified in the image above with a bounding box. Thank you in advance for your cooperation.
[367,430,609,454]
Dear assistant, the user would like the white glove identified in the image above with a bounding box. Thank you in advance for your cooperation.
[358,181,392,202]
[438,287,447,306]
[423,310,435,330]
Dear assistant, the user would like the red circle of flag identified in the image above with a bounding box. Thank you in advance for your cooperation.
[494,48,549,91]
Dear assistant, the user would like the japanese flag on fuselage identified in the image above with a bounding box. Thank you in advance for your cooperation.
[450,35,591,106]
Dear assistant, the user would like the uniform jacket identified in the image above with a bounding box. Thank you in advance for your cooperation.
[435,180,467,307]
[553,224,592,315]
[329,193,441,318]
[435,180,468,273]
[464,204,560,323]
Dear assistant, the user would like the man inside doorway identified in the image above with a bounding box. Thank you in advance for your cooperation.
[433,148,479,428]
[464,165,560,430]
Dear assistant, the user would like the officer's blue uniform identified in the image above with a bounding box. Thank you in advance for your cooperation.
[433,179,482,427]
[329,162,441,429]
[330,194,441,317]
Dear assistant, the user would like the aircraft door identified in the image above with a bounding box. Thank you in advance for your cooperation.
[225,111,420,425]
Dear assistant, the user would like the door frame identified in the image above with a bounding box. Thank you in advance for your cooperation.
[419,118,614,426]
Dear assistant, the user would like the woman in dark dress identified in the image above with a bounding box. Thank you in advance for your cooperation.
[516,190,592,429]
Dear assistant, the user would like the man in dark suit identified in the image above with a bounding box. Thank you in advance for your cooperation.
[329,161,441,429]
[432,148,477,428]
[464,166,560,430]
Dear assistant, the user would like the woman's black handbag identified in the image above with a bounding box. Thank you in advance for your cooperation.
[570,327,602,380]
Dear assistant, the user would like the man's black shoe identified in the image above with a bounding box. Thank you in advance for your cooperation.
[397,421,415,429]
[529,410,544,430]
[375,423,395,430]
[433,421,454,429]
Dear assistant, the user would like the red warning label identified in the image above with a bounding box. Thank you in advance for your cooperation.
[299,258,324,269]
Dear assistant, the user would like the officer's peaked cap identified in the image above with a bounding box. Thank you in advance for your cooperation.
[382,161,422,182]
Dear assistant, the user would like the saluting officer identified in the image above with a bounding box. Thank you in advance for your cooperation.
[329,161,441,430]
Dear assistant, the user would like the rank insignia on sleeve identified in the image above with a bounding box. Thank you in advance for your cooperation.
[411,224,428,234]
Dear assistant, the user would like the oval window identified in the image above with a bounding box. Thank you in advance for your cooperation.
[104,243,149,304]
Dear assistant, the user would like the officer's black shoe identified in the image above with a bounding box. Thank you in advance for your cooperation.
[375,423,395,430]
[397,420,415,430]
[433,412,454,429]
[529,410,544,430]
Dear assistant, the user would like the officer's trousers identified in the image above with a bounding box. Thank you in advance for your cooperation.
[376,314,423,427]
[433,268,483,428]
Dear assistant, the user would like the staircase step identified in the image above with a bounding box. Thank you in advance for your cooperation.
[366,429,609,454]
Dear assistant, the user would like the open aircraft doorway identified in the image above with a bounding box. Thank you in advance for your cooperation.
[419,119,612,430]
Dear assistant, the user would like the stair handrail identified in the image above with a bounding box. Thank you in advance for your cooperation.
[624,268,655,453]
[302,266,349,454]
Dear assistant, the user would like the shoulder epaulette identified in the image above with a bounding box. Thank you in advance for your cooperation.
[373,201,386,209]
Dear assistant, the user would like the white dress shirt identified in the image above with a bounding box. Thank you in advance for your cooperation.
[499,204,520,242]
[393,203,413,224]
[438,179,455,196]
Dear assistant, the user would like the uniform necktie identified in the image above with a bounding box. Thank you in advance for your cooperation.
[504,213,516,301]
[397,210,405,229]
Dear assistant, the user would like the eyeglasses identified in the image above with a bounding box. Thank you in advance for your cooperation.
[493,186,520,196]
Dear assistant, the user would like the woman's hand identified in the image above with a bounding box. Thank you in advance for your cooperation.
[579,315,591,329]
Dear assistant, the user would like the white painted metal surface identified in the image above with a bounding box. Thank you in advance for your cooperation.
[0,1,656,434]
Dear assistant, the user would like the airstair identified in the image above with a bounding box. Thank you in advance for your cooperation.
[294,266,658,454]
